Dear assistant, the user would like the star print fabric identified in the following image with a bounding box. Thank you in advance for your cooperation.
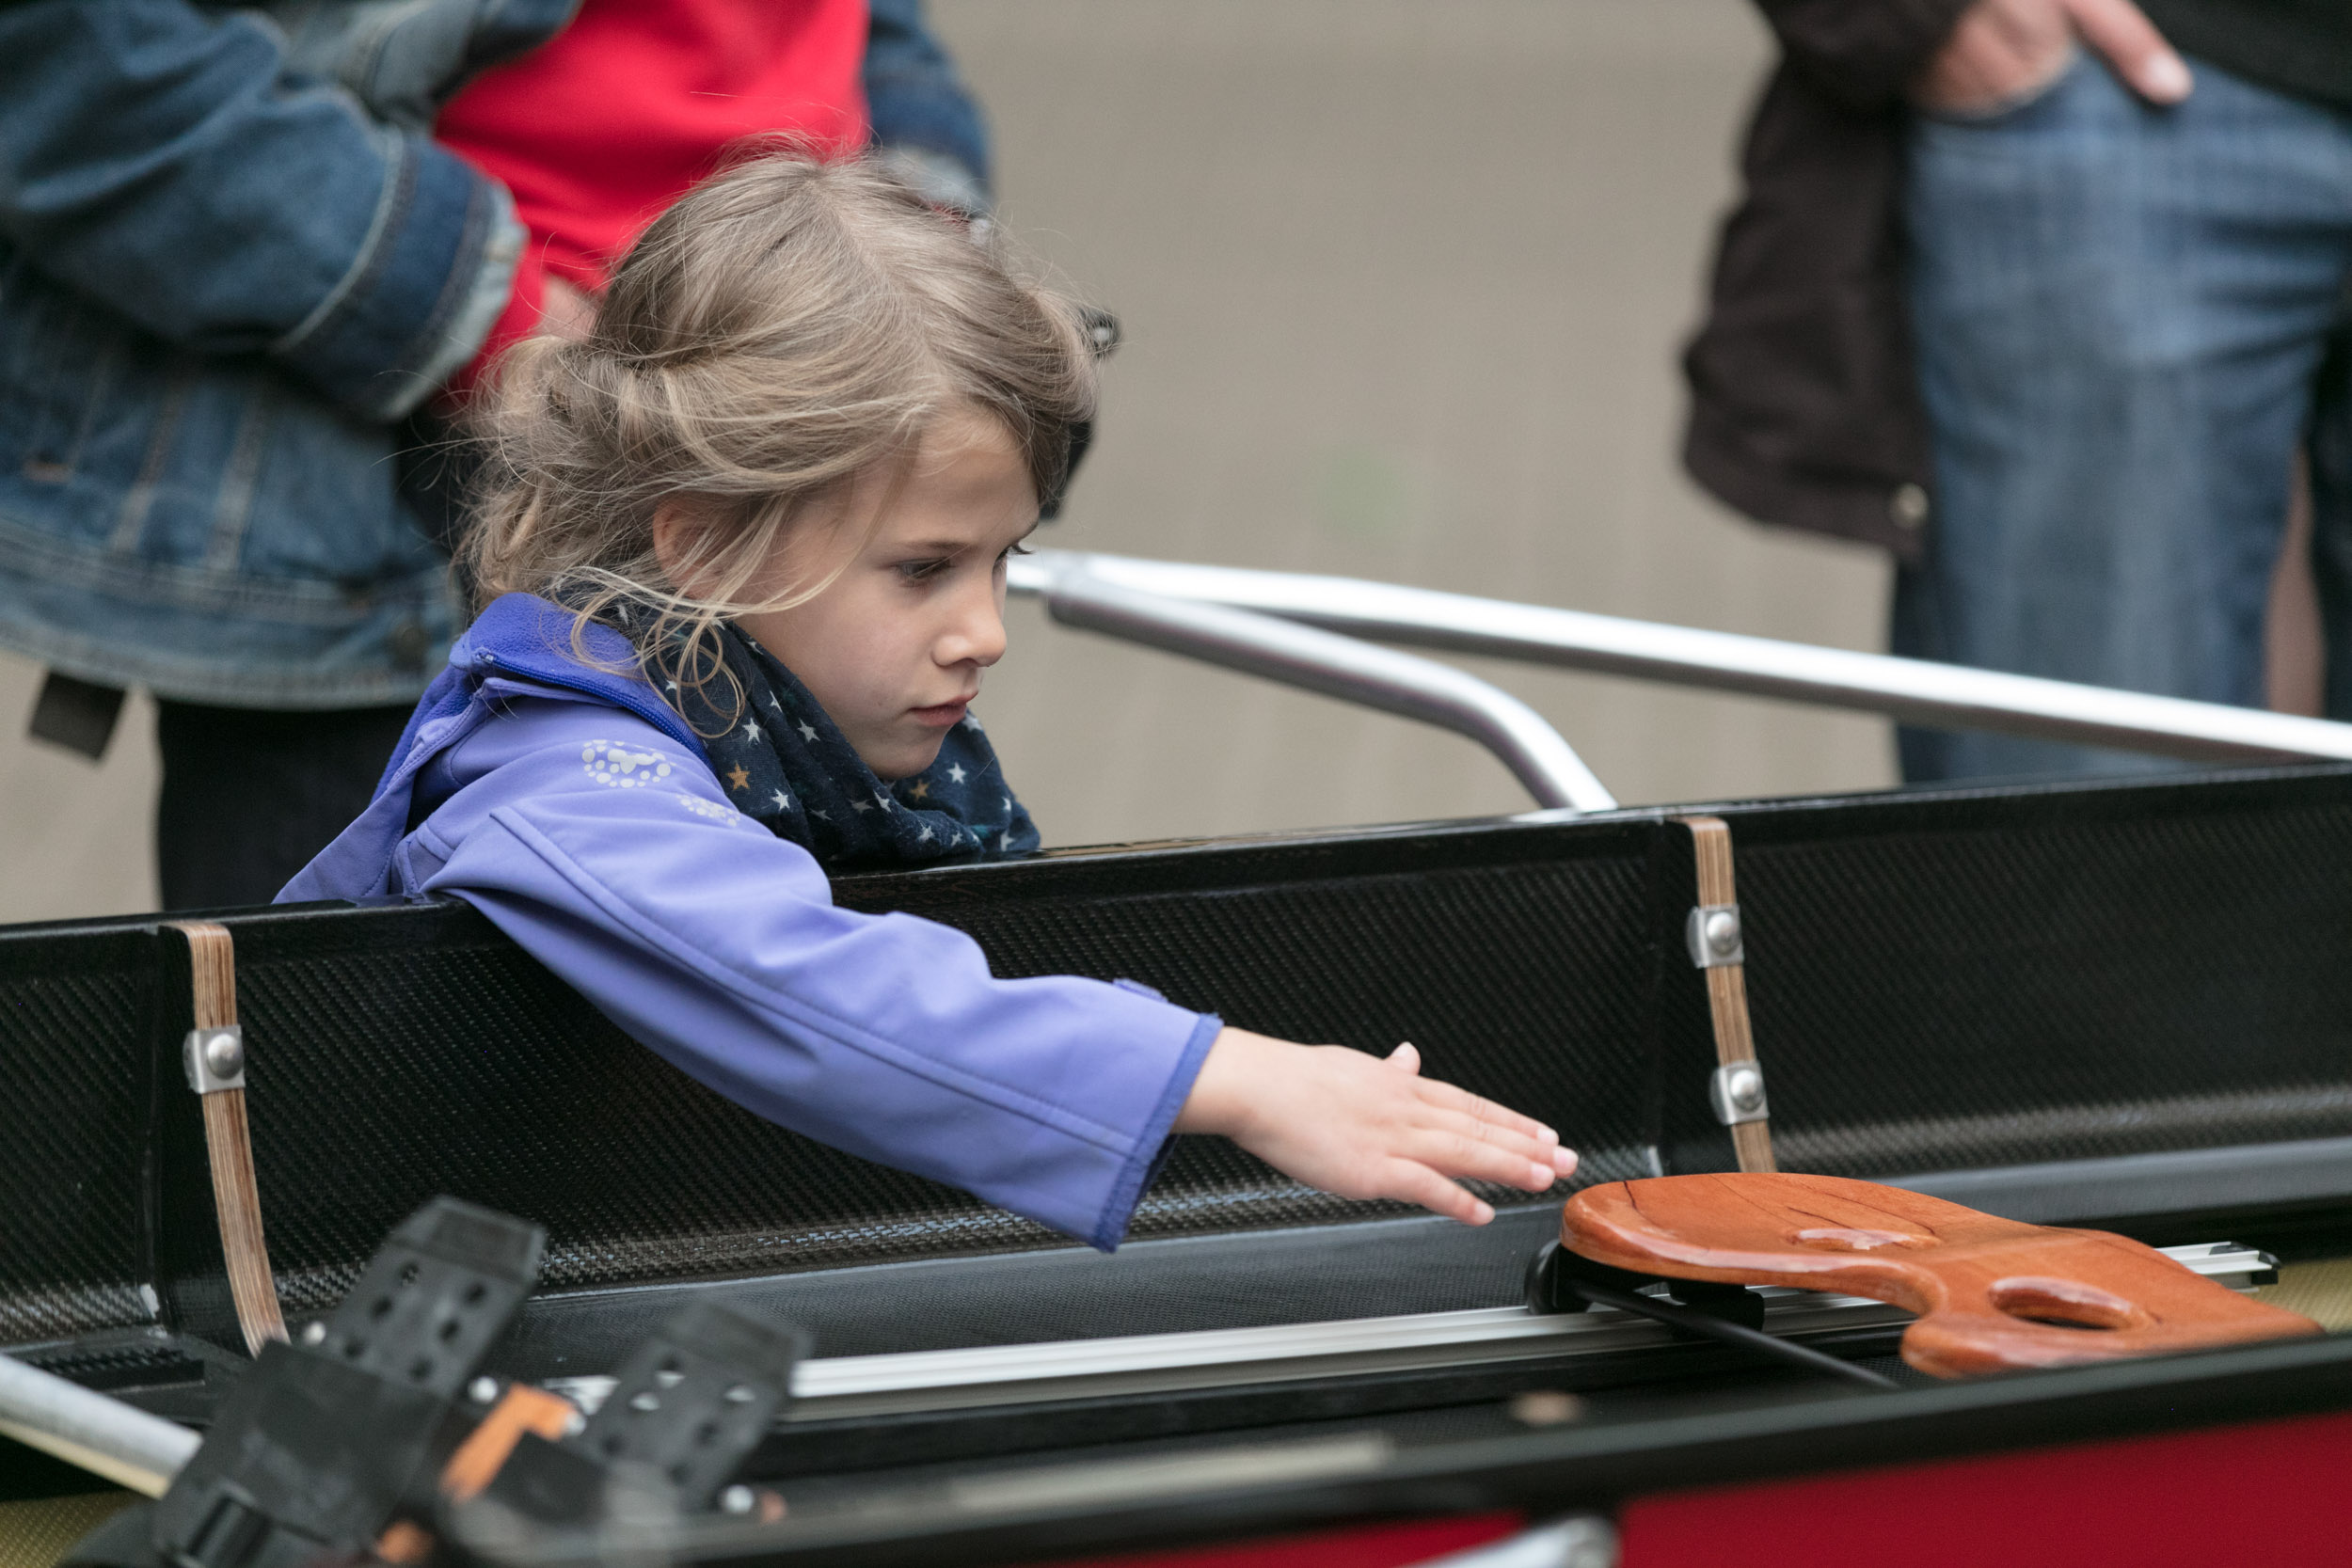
[662,625,1040,871]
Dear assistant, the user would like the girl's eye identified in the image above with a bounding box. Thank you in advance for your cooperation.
[898,559,951,583]
[1001,542,1034,562]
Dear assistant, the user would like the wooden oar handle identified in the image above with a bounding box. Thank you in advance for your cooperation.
[1562,1172,2320,1378]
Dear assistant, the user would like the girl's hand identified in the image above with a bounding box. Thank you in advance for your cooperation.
[1173,1028,1578,1226]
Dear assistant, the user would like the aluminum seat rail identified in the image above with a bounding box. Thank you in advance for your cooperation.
[546,1243,2269,1425]
[1009,551,2352,768]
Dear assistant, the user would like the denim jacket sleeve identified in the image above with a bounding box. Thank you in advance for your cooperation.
[395,690,1221,1252]
[863,0,993,214]
[0,1,525,420]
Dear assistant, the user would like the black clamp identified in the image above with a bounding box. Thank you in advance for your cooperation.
[67,1200,810,1568]
[451,1299,807,1539]
[1524,1240,1765,1329]
[148,1196,546,1568]
[1524,1241,1895,1390]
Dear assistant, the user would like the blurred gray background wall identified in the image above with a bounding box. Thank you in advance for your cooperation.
[0,0,1894,924]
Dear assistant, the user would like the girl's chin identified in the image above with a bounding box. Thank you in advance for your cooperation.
[864,739,946,784]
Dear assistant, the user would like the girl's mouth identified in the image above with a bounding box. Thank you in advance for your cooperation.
[910,700,969,727]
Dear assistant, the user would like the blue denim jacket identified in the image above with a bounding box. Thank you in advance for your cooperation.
[0,0,991,708]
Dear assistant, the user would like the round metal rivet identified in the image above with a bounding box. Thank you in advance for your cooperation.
[469,1376,500,1405]
[720,1485,756,1515]
[1891,483,1930,530]
[1704,911,1740,956]
[628,1391,660,1413]
[1727,1067,1763,1113]
[203,1032,243,1077]
[300,1321,326,1346]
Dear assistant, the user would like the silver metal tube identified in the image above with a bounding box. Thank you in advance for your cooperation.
[1041,567,1617,812]
[0,1352,199,1497]
[1411,1517,1618,1568]
[1012,551,2352,765]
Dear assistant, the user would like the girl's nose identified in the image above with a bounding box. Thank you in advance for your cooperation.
[941,580,1008,668]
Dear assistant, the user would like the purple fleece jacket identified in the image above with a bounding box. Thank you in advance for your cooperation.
[279,594,1222,1250]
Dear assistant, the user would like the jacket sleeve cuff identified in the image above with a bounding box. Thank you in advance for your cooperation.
[441,247,548,403]
[269,135,526,420]
[873,146,993,218]
[1087,1011,1223,1252]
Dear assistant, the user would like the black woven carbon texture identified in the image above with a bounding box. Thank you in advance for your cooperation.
[214,841,1658,1326]
[9,768,2352,1348]
[1730,792,2352,1177]
[868,852,1661,1237]
[0,926,153,1342]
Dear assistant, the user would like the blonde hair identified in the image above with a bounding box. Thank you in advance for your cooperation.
[461,150,1098,708]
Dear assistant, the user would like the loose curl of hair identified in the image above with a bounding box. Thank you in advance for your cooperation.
[459,149,1098,727]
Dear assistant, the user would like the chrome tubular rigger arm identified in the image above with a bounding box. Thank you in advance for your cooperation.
[1013,550,2352,767]
[1038,562,1616,813]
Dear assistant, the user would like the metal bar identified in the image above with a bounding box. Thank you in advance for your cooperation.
[1411,1515,1618,1568]
[0,1351,200,1497]
[1010,551,2352,765]
[546,1243,2268,1424]
[1040,566,1616,812]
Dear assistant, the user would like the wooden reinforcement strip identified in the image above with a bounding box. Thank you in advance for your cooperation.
[1673,817,1775,1175]
[167,921,288,1356]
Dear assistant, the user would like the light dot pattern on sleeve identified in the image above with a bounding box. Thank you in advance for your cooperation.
[580,740,674,788]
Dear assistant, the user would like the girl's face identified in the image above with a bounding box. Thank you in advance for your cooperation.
[728,407,1039,780]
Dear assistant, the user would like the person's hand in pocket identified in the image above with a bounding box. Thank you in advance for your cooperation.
[1912,0,2192,116]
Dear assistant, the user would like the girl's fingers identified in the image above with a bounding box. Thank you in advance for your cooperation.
[1417,1102,1571,1174]
[1382,1161,1493,1226]
[1385,1041,1423,1076]
[1406,1074,1555,1143]
[1405,1127,1561,1192]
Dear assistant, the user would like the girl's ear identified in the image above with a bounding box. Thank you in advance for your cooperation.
[651,499,713,597]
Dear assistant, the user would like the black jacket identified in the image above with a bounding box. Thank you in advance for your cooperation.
[1681,0,1971,562]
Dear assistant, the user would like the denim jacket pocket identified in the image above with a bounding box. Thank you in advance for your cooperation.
[0,254,457,705]
[0,257,132,503]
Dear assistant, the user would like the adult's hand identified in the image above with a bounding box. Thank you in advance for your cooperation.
[539,276,600,341]
[1912,0,2191,115]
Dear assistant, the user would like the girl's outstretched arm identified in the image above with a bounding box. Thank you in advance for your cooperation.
[1175,1030,1578,1226]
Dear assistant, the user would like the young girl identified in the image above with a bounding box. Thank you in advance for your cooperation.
[284,154,1577,1252]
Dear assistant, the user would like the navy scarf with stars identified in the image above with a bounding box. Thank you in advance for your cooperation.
[661,624,1040,871]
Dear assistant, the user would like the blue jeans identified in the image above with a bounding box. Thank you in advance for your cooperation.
[1896,55,2352,781]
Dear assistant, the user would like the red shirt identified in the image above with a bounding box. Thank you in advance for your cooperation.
[436,0,870,384]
